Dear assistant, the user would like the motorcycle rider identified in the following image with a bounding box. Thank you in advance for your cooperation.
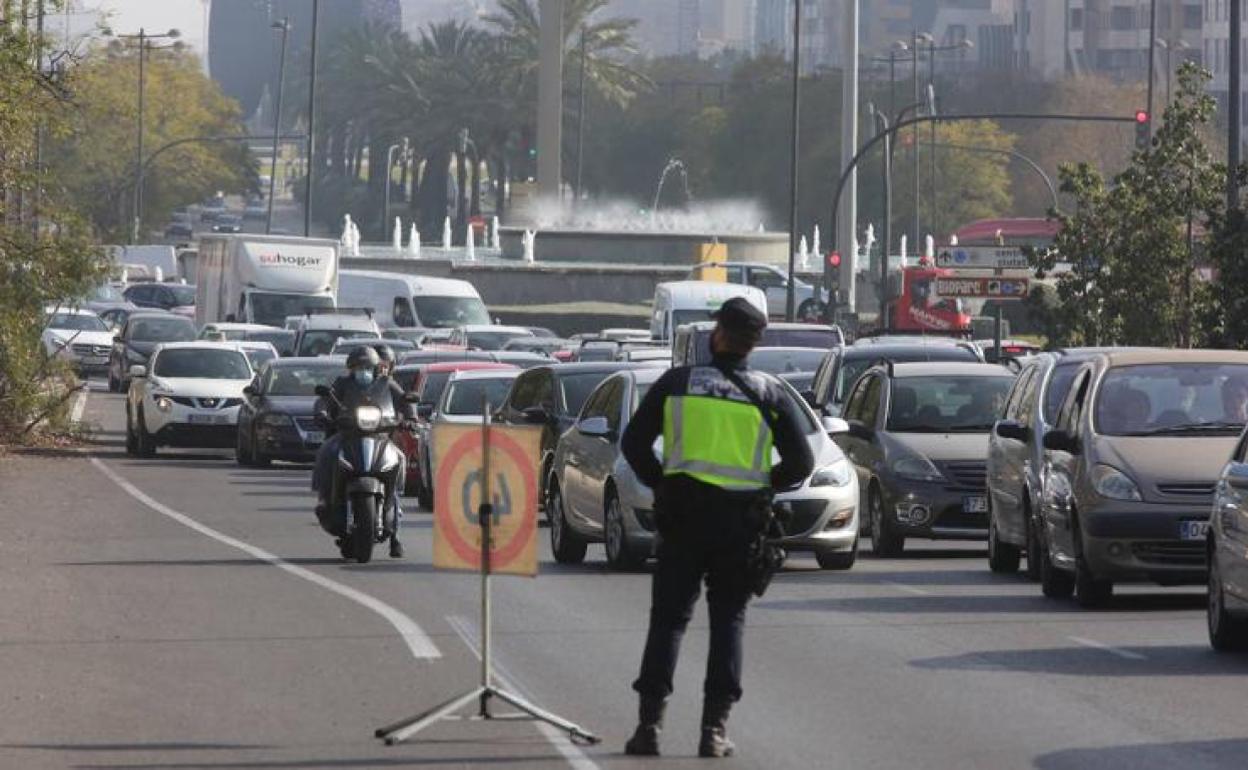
[312,346,410,558]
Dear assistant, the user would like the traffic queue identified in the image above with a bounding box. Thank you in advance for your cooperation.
[47,234,1248,656]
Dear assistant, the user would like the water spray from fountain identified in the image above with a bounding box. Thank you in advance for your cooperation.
[408,224,421,259]
[491,216,500,249]
[812,225,821,260]
[522,230,536,263]
[442,217,452,250]
[392,217,402,253]
[651,158,692,220]
[465,222,476,261]
[798,235,810,271]
[899,234,908,266]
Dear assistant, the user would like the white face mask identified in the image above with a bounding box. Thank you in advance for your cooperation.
[352,369,374,386]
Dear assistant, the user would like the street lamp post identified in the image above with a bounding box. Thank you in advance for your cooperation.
[910,31,931,252]
[109,27,180,244]
[265,17,289,235]
[304,0,320,237]
[382,138,408,234]
[785,0,803,321]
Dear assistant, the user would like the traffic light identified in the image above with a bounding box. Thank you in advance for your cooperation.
[1134,110,1150,150]
[825,251,842,299]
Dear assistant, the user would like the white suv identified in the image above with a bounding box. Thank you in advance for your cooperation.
[293,311,381,357]
[125,342,255,456]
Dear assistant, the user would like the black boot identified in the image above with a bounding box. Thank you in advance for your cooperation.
[698,698,735,758]
[389,535,404,559]
[623,696,666,756]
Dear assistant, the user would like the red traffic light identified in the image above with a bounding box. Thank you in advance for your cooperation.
[828,251,842,268]
[1135,110,1149,124]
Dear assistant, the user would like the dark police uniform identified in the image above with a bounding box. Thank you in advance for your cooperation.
[621,298,814,756]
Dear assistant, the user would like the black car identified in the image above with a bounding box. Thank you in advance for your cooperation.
[123,282,197,311]
[807,340,985,417]
[242,328,297,357]
[164,220,194,240]
[107,312,197,392]
[97,304,148,332]
[236,357,345,465]
[494,362,642,508]
[212,214,244,233]
[397,349,497,367]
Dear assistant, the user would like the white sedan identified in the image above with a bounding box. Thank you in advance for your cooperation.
[125,342,254,456]
[42,307,115,375]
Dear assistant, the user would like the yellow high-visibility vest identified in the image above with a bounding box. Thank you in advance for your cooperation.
[662,367,773,490]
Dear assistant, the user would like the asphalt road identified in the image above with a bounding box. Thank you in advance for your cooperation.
[4,382,1248,769]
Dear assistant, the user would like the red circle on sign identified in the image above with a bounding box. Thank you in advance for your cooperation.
[434,428,538,569]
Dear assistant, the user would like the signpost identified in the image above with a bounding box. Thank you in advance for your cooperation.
[934,276,1030,299]
[934,245,1029,270]
[376,407,598,747]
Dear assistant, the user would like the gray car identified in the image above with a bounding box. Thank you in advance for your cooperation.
[1208,428,1248,651]
[835,361,1016,556]
[1038,349,1248,607]
[549,367,860,570]
[986,349,1123,577]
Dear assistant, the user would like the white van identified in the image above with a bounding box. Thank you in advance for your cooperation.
[649,281,767,342]
[338,270,490,330]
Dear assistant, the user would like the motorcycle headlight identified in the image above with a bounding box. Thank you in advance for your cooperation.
[261,413,294,428]
[890,454,945,483]
[1092,464,1142,501]
[355,405,382,431]
[155,396,173,413]
[810,458,854,487]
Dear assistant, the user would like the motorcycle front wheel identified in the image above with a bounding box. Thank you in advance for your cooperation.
[350,494,377,564]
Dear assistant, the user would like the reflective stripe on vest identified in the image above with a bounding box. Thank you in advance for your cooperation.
[663,392,772,490]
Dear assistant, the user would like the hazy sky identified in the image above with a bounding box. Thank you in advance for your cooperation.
[67,0,208,52]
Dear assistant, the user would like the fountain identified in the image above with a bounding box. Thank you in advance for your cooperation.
[465,221,476,261]
[522,230,536,263]
[812,225,821,260]
[408,224,421,259]
[491,216,500,249]
[442,217,452,250]
[392,217,402,253]
[651,158,692,217]
[798,235,809,271]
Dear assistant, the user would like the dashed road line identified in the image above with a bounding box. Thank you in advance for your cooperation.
[1068,635,1147,660]
[886,582,933,596]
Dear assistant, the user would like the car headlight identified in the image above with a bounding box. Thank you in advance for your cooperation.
[355,405,382,431]
[810,458,854,487]
[261,413,294,428]
[890,454,946,483]
[1092,464,1142,501]
[155,396,173,413]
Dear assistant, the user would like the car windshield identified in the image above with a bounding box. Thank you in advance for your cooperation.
[1043,363,1080,423]
[89,284,124,302]
[1095,363,1248,436]
[168,285,196,306]
[444,378,516,415]
[130,317,195,342]
[153,349,251,379]
[264,365,340,396]
[252,294,335,328]
[749,348,825,374]
[413,296,490,328]
[243,348,277,369]
[561,371,617,415]
[760,328,842,349]
[671,309,714,330]
[48,313,107,332]
[467,330,532,351]
[887,376,1013,433]
[298,330,359,357]
[418,372,456,406]
[834,347,980,403]
[245,331,295,355]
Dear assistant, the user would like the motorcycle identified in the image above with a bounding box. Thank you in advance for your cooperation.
[314,384,405,563]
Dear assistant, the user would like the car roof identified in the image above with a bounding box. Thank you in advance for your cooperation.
[842,343,978,360]
[1098,349,1248,366]
[340,270,481,297]
[129,311,187,322]
[301,315,376,330]
[206,322,273,331]
[421,361,517,373]
[152,341,248,352]
[890,361,1015,378]
[462,324,530,334]
[268,356,346,367]
[540,362,643,375]
[448,368,522,382]
[235,340,277,351]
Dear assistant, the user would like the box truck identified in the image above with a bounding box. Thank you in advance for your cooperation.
[195,234,338,328]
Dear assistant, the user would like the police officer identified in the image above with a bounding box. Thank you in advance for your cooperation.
[620,297,814,758]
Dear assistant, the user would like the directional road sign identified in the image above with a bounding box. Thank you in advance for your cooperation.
[935,246,1030,270]
[935,276,1030,299]
[432,423,542,576]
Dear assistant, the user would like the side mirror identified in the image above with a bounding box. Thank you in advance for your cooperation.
[577,416,611,438]
[821,416,850,436]
[129,364,147,378]
[1043,429,1079,454]
[848,421,874,441]
[995,420,1028,442]
[314,384,331,399]
[416,403,434,419]
[521,405,550,425]
[1226,461,1248,489]
[242,385,256,397]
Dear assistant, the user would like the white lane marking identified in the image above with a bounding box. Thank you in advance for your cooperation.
[1068,636,1146,660]
[886,581,932,596]
[70,387,88,424]
[447,615,600,770]
[88,457,441,660]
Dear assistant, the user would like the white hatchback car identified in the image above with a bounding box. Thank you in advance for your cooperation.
[125,342,255,456]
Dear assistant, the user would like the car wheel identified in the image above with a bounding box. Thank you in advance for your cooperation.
[548,482,587,565]
[604,488,645,571]
[1073,521,1112,608]
[987,510,1021,574]
[108,365,121,393]
[134,407,157,457]
[1023,499,1042,582]
[1208,551,1248,652]
[235,423,255,466]
[125,405,139,455]
[869,486,904,557]
[815,538,857,570]
[252,428,272,467]
[1038,519,1075,599]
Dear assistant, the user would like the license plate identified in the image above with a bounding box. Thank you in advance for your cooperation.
[963,496,989,514]
[83,356,107,365]
[188,413,228,425]
[1179,520,1210,541]
[304,430,324,443]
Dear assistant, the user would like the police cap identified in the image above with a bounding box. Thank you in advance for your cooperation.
[712,297,768,336]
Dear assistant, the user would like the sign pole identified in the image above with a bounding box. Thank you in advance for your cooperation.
[375,401,599,747]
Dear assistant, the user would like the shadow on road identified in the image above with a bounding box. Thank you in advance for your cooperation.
[756,591,1204,614]
[912,644,1248,677]
[1033,739,1248,769]
[5,743,272,752]
[772,568,1004,587]
[59,557,348,568]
